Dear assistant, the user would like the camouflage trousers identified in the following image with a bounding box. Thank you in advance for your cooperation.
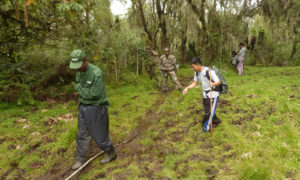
[161,70,182,91]
[146,63,158,82]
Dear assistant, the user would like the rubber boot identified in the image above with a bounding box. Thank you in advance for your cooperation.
[100,147,117,164]
[72,161,83,171]
[212,116,222,127]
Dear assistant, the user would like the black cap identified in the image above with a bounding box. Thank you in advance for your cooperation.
[190,57,202,65]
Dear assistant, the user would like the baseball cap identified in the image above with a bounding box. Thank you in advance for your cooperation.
[69,49,86,69]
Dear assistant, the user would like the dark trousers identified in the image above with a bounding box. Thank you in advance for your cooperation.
[202,97,221,132]
[77,104,113,162]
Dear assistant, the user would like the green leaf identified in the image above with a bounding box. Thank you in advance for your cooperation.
[57,2,70,12]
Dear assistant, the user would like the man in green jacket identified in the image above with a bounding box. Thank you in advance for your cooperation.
[69,49,116,170]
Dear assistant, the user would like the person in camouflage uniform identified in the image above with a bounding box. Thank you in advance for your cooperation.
[144,46,159,83]
[159,47,182,95]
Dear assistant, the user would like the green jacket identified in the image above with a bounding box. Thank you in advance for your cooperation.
[75,63,109,106]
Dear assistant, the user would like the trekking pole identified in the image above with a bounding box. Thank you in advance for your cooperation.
[209,68,213,133]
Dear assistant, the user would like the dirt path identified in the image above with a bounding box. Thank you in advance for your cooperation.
[74,95,166,180]
[37,74,227,179]
[36,94,166,180]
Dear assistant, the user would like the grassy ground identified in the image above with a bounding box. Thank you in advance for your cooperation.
[0,65,299,180]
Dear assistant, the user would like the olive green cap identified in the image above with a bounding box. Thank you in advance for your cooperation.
[69,50,86,69]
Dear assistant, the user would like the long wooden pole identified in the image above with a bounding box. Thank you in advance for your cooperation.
[209,68,213,133]
[65,133,138,180]
[136,46,139,76]
[64,104,165,180]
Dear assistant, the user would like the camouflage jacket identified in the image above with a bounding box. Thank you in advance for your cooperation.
[145,50,159,65]
[159,55,176,71]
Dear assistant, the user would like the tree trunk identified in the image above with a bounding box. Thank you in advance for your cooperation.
[219,2,225,62]
[200,0,207,33]
[160,22,168,48]
[250,36,256,50]
[52,0,58,35]
[289,25,298,60]
[208,0,217,26]
[180,30,187,64]
[24,0,29,27]
[85,0,89,25]
[114,60,118,81]
[52,0,56,21]
[136,0,153,43]
[258,30,264,46]
[9,0,20,20]
[16,1,20,20]
[186,0,208,42]
[156,0,168,48]
[180,40,186,64]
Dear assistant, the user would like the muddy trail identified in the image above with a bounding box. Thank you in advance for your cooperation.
[36,93,166,180]
[2,67,299,180]
[102,99,233,179]
[36,74,234,179]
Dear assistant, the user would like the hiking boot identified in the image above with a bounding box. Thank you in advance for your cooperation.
[212,118,222,127]
[100,147,117,164]
[72,161,83,171]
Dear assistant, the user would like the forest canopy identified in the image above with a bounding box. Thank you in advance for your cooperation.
[0,0,299,104]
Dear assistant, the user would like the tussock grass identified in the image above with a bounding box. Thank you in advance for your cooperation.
[0,65,299,179]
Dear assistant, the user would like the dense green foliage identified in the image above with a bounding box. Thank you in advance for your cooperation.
[0,0,146,104]
[0,0,299,104]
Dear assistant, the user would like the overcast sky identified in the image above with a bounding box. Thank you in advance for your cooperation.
[110,0,132,16]
[109,0,258,16]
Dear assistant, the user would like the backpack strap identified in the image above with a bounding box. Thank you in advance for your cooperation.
[196,69,215,83]
[205,68,215,83]
[196,72,199,81]
[206,68,221,92]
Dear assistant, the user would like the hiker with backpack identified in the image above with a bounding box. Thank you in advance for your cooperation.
[183,57,225,132]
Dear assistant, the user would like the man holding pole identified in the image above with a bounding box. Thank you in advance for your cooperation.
[183,57,222,132]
